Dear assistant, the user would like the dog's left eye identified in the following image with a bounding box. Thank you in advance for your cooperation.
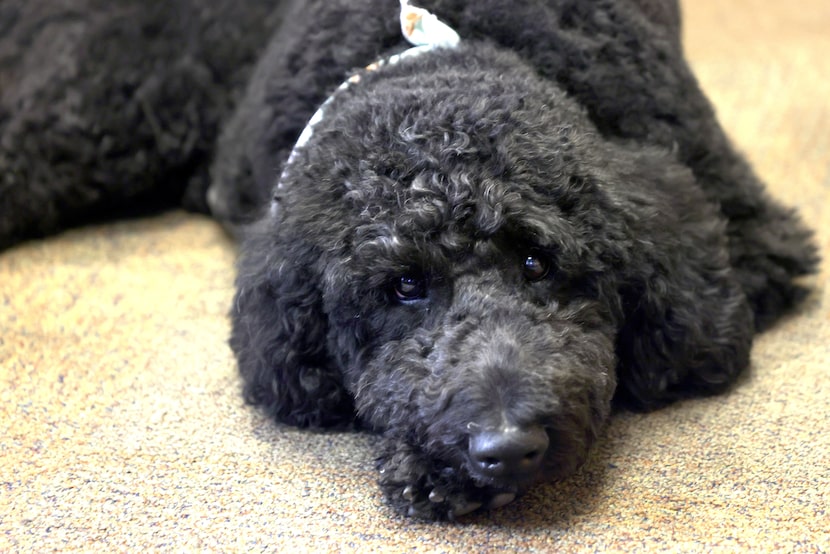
[392,274,428,302]
[522,254,549,282]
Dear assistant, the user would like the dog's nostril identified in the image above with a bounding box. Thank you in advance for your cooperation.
[469,425,549,479]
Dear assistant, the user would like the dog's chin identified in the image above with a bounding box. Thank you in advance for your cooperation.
[404,432,586,518]
[411,468,534,519]
[437,460,581,518]
[462,471,537,512]
[423,463,566,519]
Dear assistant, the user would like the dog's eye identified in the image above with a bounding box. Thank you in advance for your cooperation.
[393,274,428,302]
[522,254,549,282]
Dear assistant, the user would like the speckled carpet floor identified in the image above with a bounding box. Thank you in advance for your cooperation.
[1,1,828,551]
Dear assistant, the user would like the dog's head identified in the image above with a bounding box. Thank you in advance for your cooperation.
[232,44,752,516]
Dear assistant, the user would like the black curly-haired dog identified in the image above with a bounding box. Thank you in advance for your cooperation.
[0,0,817,521]
[224,0,817,520]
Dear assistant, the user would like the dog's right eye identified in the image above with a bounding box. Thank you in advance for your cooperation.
[522,254,550,282]
[392,274,428,303]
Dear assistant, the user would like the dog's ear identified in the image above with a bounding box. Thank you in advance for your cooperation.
[603,155,755,411]
[230,220,354,428]
[614,267,753,410]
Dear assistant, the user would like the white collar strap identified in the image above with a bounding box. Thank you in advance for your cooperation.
[276,1,460,190]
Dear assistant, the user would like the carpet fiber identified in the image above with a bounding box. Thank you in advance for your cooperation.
[1,1,828,551]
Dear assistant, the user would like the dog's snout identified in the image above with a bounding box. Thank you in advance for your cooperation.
[469,425,549,480]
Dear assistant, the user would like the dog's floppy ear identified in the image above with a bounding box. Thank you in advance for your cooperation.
[603,153,755,411]
[230,219,354,428]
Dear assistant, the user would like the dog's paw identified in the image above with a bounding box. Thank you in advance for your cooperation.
[376,441,519,520]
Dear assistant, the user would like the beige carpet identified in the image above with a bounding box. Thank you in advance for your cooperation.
[2,0,828,551]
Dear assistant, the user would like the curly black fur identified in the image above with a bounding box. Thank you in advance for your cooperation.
[225,0,817,519]
[1,0,818,521]
[0,0,285,248]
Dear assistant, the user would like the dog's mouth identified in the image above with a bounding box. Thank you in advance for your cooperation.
[405,466,530,518]
[377,397,600,519]
[400,425,552,515]
[413,477,525,517]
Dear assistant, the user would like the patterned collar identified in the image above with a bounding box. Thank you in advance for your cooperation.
[276,1,461,189]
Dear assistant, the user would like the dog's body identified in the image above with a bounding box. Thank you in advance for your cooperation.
[1,0,818,520]
[0,0,284,249]
[225,0,817,519]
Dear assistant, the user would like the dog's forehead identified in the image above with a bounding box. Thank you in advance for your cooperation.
[283,49,603,266]
[337,140,588,249]
[339,167,580,266]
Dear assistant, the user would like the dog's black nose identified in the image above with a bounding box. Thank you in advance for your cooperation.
[469,425,549,480]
